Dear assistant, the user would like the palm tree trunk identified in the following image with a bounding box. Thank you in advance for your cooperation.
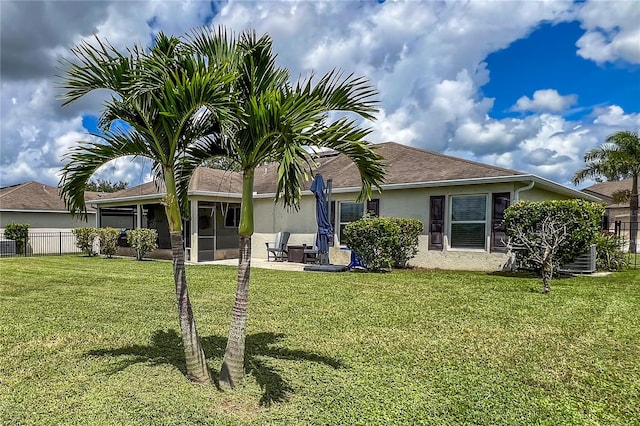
[630,174,638,254]
[170,231,211,383]
[220,169,255,389]
[164,168,211,384]
[219,235,251,388]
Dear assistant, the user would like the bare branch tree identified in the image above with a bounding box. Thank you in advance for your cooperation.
[508,215,571,293]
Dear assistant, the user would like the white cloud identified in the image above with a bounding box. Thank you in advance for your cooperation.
[576,0,640,64]
[0,0,637,192]
[512,89,578,113]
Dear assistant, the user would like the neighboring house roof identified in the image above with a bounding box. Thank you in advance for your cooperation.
[583,178,633,208]
[0,181,98,213]
[92,141,601,204]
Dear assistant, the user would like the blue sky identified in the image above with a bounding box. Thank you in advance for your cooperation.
[1,0,639,189]
[484,21,639,121]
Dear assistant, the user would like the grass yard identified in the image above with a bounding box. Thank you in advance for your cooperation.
[1,256,639,425]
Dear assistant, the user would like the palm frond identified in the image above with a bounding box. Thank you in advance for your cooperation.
[57,35,134,106]
[59,130,154,216]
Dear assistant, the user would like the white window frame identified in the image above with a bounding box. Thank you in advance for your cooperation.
[448,194,489,251]
[338,201,364,244]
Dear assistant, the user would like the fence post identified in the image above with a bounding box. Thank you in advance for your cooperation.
[60,232,62,256]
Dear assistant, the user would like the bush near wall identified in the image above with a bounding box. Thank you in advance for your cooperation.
[392,218,424,268]
[343,215,423,272]
[595,232,628,271]
[72,227,99,256]
[503,199,604,273]
[98,227,121,258]
[3,223,29,254]
[126,229,158,260]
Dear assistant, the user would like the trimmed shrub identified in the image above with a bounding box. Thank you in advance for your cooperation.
[72,227,99,256]
[391,218,423,268]
[595,232,628,271]
[503,199,604,292]
[126,228,158,260]
[3,223,29,254]
[98,227,120,258]
[343,216,423,272]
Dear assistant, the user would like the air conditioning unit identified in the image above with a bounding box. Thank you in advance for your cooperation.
[560,244,597,273]
[0,239,16,256]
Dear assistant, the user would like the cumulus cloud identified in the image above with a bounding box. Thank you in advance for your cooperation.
[0,0,637,191]
[512,89,578,113]
[576,0,640,64]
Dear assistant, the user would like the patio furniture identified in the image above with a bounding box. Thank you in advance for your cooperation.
[286,245,305,263]
[303,245,319,264]
[266,231,290,261]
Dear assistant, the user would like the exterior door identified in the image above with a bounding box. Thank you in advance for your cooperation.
[490,192,510,252]
[197,203,215,261]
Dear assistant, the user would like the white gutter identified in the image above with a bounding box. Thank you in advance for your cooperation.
[514,180,535,202]
[0,208,96,214]
[253,174,602,202]
[188,190,242,199]
[91,193,165,205]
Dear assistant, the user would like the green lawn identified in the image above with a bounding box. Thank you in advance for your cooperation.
[1,256,639,425]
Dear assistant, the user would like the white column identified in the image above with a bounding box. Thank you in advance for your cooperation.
[136,204,142,229]
[190,200,198,263]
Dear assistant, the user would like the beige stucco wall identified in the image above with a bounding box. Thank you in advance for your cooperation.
[0,211,96,229]
[249,182,578,271]
[519,187,574,202]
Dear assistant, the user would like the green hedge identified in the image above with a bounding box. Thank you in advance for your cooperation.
[98,227,121,258]
[72,227,99,256]
[343,215,423,272]
[3,223,29,254]
[126,229,158,260]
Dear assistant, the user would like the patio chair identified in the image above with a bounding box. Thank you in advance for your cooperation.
[265,231,290,261]
[303,244,320,264]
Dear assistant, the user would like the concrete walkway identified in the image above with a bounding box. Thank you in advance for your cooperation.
[190,258,307,271]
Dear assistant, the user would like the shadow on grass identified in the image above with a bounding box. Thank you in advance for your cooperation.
[87,329,343,406]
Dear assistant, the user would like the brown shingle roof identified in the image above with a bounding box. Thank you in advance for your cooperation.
[313,142,522,189]
[583,178,633,207]
[0,181,97,213]
[95,141,527,201]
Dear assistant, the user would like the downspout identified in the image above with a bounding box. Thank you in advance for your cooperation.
[514,180,535,202]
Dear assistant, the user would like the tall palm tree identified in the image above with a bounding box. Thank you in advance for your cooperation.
[190,29,386,388]
[58,32,236,383]
[573,130,640,253]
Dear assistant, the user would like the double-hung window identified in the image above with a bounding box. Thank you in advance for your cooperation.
[449,195,487,249]
[338,202,364,243]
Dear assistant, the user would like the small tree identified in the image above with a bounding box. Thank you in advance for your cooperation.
[504,200,604,293]
[126,229,158,260]
[98,227,120,258]
[3,223,29,255]
[72,227,99,256]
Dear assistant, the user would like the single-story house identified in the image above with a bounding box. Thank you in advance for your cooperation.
[0,181,99,231]
[582,178,634,226]
[91,142,600,270]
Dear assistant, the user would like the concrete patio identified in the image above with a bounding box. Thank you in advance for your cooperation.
[191,258,307,271]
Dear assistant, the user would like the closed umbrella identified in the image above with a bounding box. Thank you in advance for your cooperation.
[310,174,332,264]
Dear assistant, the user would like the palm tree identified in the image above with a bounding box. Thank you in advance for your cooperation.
[573,130,640,253]
[58,32,237,383]
[190,29,386,388]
